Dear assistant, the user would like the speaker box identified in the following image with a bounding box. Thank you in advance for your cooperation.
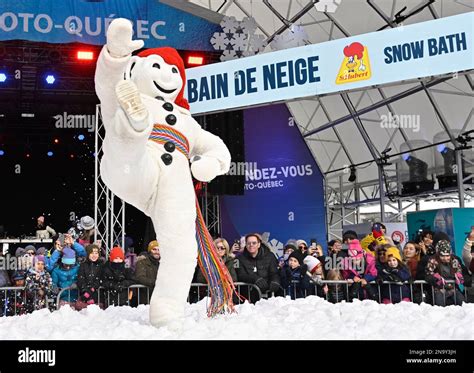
[196,111,245,195]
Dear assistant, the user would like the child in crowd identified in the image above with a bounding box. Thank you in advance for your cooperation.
[25,255,53,312]
[425,240,464,306]
[341,240,378,301]
[51,247,80,309]
[378,247,411,304]
[102,247,135,306]
[280,251,311,299]
[2,272,27,316]
[76,244,105,310]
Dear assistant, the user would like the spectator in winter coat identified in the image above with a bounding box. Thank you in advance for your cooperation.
[303,255,326,297]
[280,251,311,299]
[76,244,105,310]
[51,247,80,308]
[425,240,464,306]
[35,215,56,239]
[101,247,135,307]
[341,240,378,301]
[235,233,280,302]
[462,226,474,270]
[25,255,53,312]
[134,240,161,303]
[378,247,411,304]
[2,272,27,316]
[403,241,422,279]
[279,241,297,269]
[195,238,237,283]
[47,234,86,272]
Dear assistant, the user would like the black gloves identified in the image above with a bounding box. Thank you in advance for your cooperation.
[269,281,280,293]
[255,277,269,292]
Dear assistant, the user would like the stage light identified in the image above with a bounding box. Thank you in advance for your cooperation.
[70,154,75,159]
[45,75,56,84]
[54,138,59,144]
[187,55,204,66]
[0,150,4,156]
[77,51,94,60]
[26,153,30,158]
[47,151,53,157]
[348,166,356,182]
[78,134,85,141]
[405,156,428,182]
[0,73,6,83]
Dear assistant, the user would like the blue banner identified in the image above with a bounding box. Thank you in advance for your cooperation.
[220,104,327,257]
[0,0,219,51]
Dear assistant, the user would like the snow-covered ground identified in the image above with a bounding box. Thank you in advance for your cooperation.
[0,296,472,340]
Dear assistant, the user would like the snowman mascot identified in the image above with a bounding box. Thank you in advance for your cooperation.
[95,18,235,329]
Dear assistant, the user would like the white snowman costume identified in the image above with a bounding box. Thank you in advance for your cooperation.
[95,19,231,328]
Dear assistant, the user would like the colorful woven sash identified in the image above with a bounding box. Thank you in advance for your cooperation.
[149,124,240,316]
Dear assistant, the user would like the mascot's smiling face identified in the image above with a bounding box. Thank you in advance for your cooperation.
[127,54,183,102]
[124,47,190,109]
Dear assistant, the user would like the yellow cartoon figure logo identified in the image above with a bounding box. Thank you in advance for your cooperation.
[336,42,371,84]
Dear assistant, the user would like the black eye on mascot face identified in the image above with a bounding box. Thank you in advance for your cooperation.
[125,54,183,103]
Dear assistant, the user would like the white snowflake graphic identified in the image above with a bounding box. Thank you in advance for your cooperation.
[261,232,284,257]
[314,0,342,13]
[270,24,309,51]
[211,16,267,61]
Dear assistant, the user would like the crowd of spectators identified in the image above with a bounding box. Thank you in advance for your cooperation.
[0,216,472,316]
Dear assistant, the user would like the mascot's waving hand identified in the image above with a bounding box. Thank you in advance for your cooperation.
[95,18,237,330]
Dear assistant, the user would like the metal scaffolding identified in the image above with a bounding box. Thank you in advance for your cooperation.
[94,105,126,256]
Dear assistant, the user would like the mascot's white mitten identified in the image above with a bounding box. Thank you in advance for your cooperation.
[106,18,144,58]
[190,155,221,182]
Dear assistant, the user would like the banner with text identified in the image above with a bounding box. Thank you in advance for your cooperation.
[220,104,327,258]
[186,12,474,114]
[0,0,218,51]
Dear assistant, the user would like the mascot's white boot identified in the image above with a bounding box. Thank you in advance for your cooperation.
[95,18,231,328]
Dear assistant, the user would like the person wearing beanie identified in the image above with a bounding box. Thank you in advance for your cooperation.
[135,240,161,303]
[376,247,411,304]
[303,254,326,297]
[15,247,25,258]
[51,247,80,308]
[76,244,105,310]
[279,241,297,269]
[279,250,311,299]
[341,239,378,301]
[24,255,53,312]
[296,239,308,254]
[24,245,36,256]
[101,247,135,306]
[425,240,465,306]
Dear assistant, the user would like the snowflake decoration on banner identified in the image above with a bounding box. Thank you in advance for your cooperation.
[270,24,309,51]
[211,16,267,62]
[314,0,342,13]
[261,232,284,257]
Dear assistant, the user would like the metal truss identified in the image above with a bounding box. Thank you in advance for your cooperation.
[94,105,125,257]
[200,184,221,237]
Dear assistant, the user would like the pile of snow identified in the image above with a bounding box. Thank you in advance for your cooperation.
[0,296,472,340]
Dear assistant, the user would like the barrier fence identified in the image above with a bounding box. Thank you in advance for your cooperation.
[0,280,469,316]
